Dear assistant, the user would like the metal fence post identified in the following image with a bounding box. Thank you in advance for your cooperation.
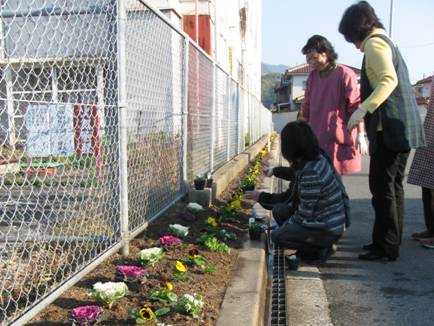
[209,63,216,172]
[236,84,241,154]
[5,66,16,149]
[117,0,129,257]
[182,38,190,187]
[226,78,231,161]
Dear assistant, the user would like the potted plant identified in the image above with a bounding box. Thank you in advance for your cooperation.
[248,222,262,240]
[205,172,213,188]
[194,174,206,190]
[240,175,255,192]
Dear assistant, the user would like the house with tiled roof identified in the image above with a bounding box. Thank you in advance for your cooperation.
[274,63,361,112]
[413,75,432,109]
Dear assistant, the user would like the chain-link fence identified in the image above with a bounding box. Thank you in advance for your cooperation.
[0,1,272,324]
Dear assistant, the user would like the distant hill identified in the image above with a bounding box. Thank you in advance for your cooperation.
[261,72,281,109]
[261,62,288,76]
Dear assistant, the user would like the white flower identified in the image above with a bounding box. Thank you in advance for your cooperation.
[137,247,164,266]
[176,293,204,316]
[169,224,189,237]
[184,294,194,301]
[93,282,127,296]
[138,247,163,257]
[89,282,128,308]
[186,202,204,213]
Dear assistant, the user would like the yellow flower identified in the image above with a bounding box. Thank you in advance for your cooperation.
[139,307,155,320]
[229,200,241,209]
[165,282,174,291]
[175,261,187,273]
[207,217,218,227]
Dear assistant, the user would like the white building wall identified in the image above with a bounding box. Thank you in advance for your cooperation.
[292,76,306,101]
[243,0,261,98]
[148,0,262,138]
[171,0,261,99]
[421,83,431,98]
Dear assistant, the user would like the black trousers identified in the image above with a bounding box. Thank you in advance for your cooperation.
[271,204,340,252]
[422,187,434,233]
[369,135,410,257]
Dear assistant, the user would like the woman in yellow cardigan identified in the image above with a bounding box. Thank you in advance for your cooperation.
[338,1,425,261]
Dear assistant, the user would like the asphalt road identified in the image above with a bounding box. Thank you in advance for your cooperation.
[272,111,434,326]
[321,153,434,326]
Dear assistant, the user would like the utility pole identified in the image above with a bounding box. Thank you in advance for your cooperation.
[389,0,394,37]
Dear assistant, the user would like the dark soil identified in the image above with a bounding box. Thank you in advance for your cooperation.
[28,154,269,326]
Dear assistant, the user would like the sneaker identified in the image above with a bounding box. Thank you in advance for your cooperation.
[420,238,434,249]
[411,230,434,241]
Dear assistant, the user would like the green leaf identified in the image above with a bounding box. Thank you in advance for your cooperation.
[155,307,170,316]
[129,308,139,318]
[136,317,146,324]
[167,292,178,302]
[204,265,216,273]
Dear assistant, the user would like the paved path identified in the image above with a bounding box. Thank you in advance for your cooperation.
[320,153,434,326]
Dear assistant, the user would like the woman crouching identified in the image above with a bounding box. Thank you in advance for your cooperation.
[245,121,348,261]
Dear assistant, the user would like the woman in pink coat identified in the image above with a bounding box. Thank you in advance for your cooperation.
[299,35,367,175]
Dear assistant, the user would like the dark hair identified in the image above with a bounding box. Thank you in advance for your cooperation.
[280,121,319,163]
[301,35,338,65]
[338,1,385,44]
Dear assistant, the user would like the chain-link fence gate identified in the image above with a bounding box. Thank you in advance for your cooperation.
[0,1,272,324]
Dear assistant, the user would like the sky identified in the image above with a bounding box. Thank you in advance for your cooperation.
[262,0,434,83]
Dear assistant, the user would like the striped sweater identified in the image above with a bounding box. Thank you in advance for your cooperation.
[291,154,346,235]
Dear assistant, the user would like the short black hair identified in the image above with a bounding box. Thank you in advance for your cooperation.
[301,35,338,65]
[338,1,385,44]
[280,121,319,163]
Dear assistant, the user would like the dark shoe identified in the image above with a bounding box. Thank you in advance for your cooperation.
[358,251,397,262]
[420,238,434,249]
[362,243,376,251]
[285,254,300,270]
[412,230,434,241]
[295,250,319,261]
[317,244,337,262]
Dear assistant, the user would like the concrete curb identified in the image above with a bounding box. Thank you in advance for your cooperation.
[216,243,267,326]
[286,265,333,326]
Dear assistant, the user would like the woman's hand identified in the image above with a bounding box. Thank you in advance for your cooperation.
[347,106,367,131]
[263,166,274,177]
[244,191,261,202]
[357,133,369,155]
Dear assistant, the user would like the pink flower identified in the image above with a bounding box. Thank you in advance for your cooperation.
[116,265,146,281]
[70,305,103,325]
[159,235,183,247]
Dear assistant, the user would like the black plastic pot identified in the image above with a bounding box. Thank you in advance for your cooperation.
[249,229,261,240]
[194,179,206,190]
[241,184,255,192]
[206,178,213,188]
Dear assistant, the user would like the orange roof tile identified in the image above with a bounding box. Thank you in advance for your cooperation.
[285,63,360,75]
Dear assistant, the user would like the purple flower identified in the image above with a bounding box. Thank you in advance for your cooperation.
[69,305,103,325]
[115,265,146,282]
[159,235,183,247]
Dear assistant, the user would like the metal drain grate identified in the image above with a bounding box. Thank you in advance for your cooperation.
[269,246,287,326]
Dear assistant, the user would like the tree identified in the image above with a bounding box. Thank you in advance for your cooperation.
[261,73,281,109]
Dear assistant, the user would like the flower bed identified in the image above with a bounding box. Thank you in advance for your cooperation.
[29,144,271,326]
